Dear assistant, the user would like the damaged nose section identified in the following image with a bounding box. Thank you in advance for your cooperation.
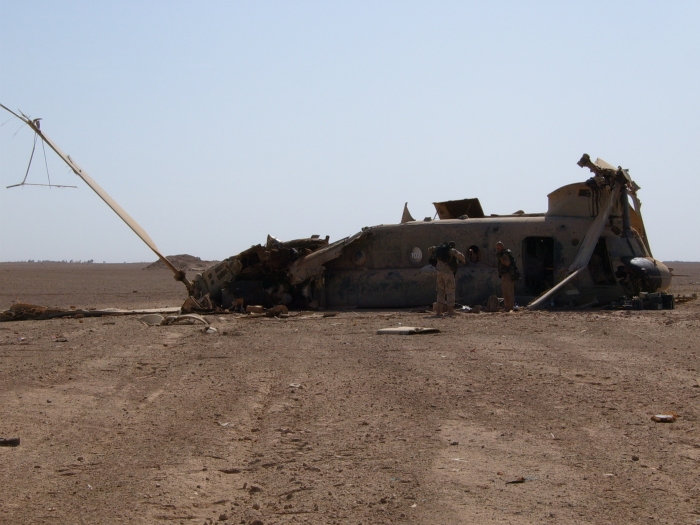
[618,257,672,293]
[187,231,367,312]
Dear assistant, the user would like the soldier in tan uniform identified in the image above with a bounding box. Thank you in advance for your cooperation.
[428,242,466,316]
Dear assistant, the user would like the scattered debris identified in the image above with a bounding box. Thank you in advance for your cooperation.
[506,476,527,485]
[376,327,440,335]
[0,437,20,447]
[218,468,242,474]
[651,414,676,423]
[605,292,675,310]
[138,314,165,326]
[674,293,697,304]
[1,304,181,323]
[164,314,208,326]
[265,305,288,317]
[140,313,212,327]
[458,305,481,313]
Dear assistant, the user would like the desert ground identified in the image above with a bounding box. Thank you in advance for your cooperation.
[1,261,699,525]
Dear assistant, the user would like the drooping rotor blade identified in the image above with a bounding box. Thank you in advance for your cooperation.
[527,267,588,310]
[0,103,193,294]
[528,184,620,310]
[568,184,620,273]
[629,185,652,256]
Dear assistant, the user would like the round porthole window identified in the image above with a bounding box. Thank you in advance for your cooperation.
[409,247,423,265]
[352,250,367,266]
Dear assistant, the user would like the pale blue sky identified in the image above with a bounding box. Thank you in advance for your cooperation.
[1,1,698,262]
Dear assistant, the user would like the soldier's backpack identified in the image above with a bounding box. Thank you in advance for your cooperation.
[511,265,521,281]
[507,252,521,281]
[434,243,452,263]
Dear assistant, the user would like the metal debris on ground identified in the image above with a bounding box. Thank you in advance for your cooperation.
[506,476,538,484]
[138,314,165,326]
[1,304,181,323]
[138,313,210,327]
[164,314,208,326]
[505,477,527,484]
[674,293,697,304]
[376,327,440,335]
[604,292,675,310]
[265,305,289,317]
[0,437,20,447]
[651,414,676,423]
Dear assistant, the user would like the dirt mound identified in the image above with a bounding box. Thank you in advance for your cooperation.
[144,254,217,272]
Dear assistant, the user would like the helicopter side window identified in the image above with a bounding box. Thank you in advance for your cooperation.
[466,245,480,263]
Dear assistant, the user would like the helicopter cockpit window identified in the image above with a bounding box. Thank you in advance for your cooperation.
[467,245,480,263]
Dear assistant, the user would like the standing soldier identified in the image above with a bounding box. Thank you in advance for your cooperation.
[428,241,466,316]
[495,241,519,311]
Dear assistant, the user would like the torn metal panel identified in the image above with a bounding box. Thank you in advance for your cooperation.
[433,198,484,220]
[376,326,440,335]
[287,231,366,285]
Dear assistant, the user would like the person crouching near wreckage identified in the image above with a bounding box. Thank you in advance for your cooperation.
[428,242,466,316]
[495,241,520,312]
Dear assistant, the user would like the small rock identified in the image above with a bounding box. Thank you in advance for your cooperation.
[248,484,262,493]
[218,513,228,521]
[450,441,459,446]
[632,455,640,461]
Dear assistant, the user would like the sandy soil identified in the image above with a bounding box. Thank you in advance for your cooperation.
[1,261,699,525]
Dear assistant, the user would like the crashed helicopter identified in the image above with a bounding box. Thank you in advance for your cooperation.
[192,154,672,311]
[1,103,672,311]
